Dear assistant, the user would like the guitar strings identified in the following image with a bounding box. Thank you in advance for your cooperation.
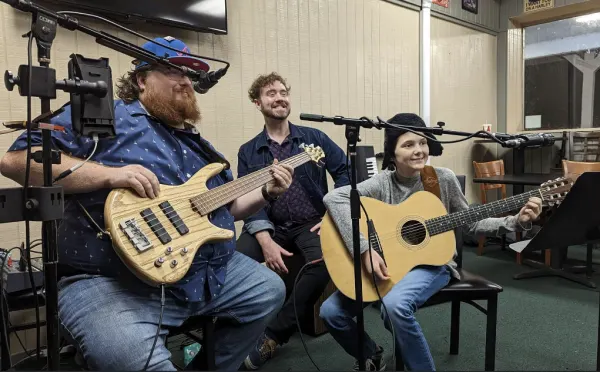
[353,190,539,242]
[117,170,558,255]
[123,160,558,244]
[117,155,309,245]
[123,151,309,229]
[113,155,311,244]
[122,177,539,254]
[124,189,535,259]
[368,185,550,241]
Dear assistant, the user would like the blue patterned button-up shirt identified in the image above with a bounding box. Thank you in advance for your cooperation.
[8,99,236,303]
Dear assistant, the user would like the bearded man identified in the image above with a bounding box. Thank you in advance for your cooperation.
[0,37,294,371]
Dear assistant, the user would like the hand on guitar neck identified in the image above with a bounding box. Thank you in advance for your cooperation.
[263,159,294,198]
[516,197,543,225]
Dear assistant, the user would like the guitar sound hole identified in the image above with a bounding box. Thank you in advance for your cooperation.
[401,220,427,245]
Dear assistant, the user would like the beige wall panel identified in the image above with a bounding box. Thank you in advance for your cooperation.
[0,0,423,353]
[429,18,498,203]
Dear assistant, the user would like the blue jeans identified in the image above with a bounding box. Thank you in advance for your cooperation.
[58,252,285,371]
[320,265,451,371]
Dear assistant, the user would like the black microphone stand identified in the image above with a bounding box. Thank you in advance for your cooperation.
[299,113,517,371]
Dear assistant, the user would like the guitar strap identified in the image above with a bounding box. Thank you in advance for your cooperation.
[420,165,441,200]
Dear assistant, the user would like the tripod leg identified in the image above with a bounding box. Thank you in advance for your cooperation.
[597,290,600,371]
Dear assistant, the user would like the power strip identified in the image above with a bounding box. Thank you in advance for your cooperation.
[1,253,44,294]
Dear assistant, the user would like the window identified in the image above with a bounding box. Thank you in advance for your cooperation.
[524,11,600,130]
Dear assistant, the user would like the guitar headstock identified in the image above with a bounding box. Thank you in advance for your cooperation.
[300,143,325,165]
[539,176,574,207]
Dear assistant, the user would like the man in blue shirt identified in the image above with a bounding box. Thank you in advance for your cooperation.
[0,37,293,371]
[236,72,349,369]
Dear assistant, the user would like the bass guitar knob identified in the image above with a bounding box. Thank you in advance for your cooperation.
[154,257,165,267]
[170,259,178,268]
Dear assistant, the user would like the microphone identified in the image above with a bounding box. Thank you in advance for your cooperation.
[192,66,228,94]
[503,133,556,149]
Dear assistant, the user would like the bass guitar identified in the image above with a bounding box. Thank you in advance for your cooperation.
[104,144,325,285]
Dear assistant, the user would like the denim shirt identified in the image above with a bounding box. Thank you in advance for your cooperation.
[237,123,350,234]
[8,100,236,303]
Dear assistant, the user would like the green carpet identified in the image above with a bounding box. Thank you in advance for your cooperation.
[12,244,599,371]
[253,245,599,371]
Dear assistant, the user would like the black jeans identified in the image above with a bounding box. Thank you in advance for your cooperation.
[236,219,330,345]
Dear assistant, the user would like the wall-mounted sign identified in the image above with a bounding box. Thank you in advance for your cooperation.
[524,0,554,13]
[433,0,449,8]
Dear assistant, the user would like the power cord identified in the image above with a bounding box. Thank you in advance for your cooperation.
[143,284,165,371]
[293,258,323,371]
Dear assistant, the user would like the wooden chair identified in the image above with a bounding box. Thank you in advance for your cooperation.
[562,159,600,180]
[568,131,600,162]
[472,160,515,257]
[396,175,502,371]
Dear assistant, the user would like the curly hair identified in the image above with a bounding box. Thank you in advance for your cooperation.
[115,69,148,103]
[247,72,291,102]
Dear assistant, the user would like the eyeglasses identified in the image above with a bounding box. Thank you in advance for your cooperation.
[152,66,190,81]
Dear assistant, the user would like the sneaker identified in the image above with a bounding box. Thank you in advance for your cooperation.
[244,333,278,370]
[353,346,386,371]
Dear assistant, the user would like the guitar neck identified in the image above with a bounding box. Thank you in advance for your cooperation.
[425,188,541,236]
[191,152,312,215]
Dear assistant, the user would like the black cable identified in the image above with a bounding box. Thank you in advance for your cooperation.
[0,246,24,368]
[376,117,507,146]
[360,201,397,370]
[143,284,165,371]
[52,134,99,184]
[293,261,321,371]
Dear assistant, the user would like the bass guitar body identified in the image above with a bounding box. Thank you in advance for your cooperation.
[104,163,234,286]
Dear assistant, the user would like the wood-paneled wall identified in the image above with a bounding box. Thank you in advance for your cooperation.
[0,0,421,250]
[0,0,498,354]
[429,17,498,203]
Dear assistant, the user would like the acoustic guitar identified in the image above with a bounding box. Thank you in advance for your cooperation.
[320,176,573,302]
[104,143,325,285]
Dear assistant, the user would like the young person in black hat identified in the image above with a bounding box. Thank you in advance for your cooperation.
[319,113,542,371]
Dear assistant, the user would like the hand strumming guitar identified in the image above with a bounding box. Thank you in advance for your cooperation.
[104,164,161,199]
[362,249,391,282]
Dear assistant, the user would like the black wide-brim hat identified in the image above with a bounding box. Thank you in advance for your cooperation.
[382,113,443,170]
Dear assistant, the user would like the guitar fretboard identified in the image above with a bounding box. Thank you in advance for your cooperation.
[425,189,540,236]
[190,152,312,215]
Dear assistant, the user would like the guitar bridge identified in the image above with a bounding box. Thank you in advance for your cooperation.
[119,218,153,252]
